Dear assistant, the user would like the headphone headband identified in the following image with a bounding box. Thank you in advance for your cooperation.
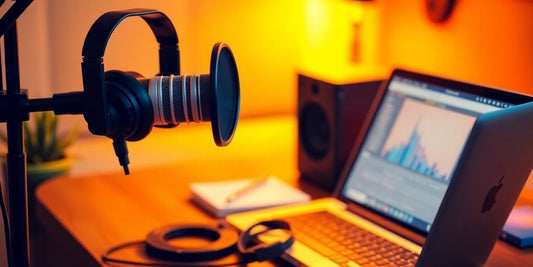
[82,8,179,73]
[81,8,180,135]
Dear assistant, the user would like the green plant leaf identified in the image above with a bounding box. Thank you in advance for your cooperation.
[36,112,47,162]
[44,113,59,161]
[18,111,79,163]
[24,120,38,163]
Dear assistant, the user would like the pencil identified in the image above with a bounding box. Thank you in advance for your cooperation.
[226,177,269,203]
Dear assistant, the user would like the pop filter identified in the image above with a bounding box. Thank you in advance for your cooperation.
[210,43,240,146]
[147,43,240,146]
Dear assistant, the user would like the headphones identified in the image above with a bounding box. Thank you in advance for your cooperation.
[102,220,294,266]
[82,8,177,140]
[236,220,295,262]
[81,9,240,174]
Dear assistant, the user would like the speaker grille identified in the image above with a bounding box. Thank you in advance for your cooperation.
[299,103,331,160]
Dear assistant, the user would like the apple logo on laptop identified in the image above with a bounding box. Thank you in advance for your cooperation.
[481,176,504,213]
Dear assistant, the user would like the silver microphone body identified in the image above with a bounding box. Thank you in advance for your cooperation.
[147,74,212,126]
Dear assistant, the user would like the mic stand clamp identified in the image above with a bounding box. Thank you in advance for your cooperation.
[0,90,29,122]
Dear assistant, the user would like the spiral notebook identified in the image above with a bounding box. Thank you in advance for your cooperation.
[190,176,310,217]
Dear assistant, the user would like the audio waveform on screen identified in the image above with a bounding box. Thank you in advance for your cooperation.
[381,123,449,181]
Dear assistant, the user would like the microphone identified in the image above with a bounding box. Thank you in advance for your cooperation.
[107,43,240,174]
[142,43,240,147]
[80,9,240,174]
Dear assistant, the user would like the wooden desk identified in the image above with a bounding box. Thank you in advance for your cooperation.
[35,116,533,266]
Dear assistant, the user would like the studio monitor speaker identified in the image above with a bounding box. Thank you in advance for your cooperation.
[298,74,383,191]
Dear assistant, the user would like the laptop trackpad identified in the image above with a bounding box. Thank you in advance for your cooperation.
[286,242,338,267]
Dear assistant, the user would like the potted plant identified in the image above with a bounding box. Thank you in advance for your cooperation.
[0,111,79,206]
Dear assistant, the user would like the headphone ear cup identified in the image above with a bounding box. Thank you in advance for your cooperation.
[104,70,154,141]
[237,220,294,262]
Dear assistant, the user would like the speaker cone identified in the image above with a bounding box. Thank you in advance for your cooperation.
[299,103,330,160]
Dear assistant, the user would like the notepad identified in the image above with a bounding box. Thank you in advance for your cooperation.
[190,176,311,217]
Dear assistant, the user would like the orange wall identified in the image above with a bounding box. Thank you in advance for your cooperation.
[185,0,304,117]
[297,0,388,83]
[381,0,533,95]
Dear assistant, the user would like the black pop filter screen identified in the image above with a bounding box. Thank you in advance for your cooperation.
[211,45,240,146]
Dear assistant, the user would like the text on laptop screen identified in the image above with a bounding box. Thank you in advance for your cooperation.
[341,74,513,234]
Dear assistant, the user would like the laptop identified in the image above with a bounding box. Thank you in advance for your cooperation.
[227,69,533,266]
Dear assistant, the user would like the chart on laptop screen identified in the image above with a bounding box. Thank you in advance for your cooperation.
[342,75,511,233]
[381,98,476,182]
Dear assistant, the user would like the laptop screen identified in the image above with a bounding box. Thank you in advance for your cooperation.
[340,70,521,234]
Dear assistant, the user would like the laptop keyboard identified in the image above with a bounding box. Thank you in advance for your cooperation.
[282,211,419,267]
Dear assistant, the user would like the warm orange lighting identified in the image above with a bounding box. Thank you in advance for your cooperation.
[179,0,304,117]
[19,0,533,122]
[380,1,533,95]
[299,0,387,84]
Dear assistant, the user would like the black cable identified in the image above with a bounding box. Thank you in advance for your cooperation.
[0,41,4,90]
[112,139,130,175]
[102,240,248,267]
[0,182,11,262]
[0,45,9,265]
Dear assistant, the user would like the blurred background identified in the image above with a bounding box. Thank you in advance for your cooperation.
[7,0,533,188]
[1,1,532,265]
[16,0,533,117]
